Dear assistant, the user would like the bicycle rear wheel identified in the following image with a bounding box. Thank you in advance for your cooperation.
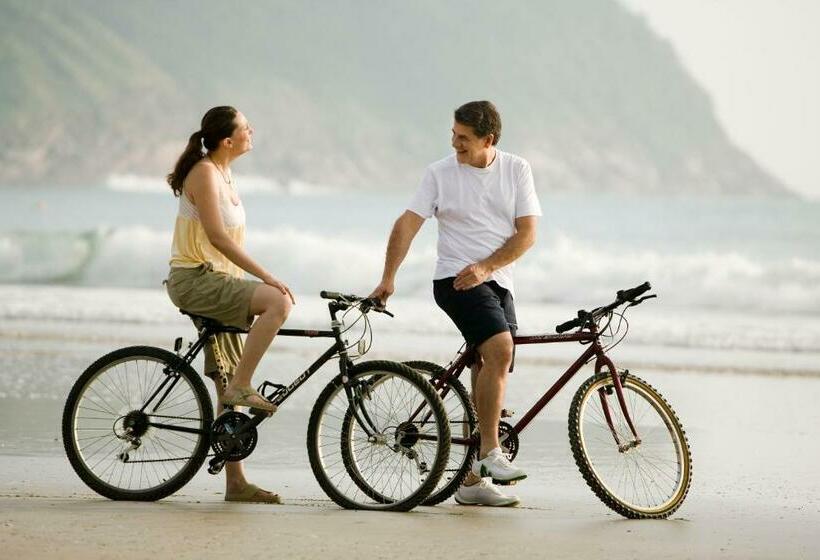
[62,346,213,501]
[307,361,450,511]
[569,371,692,519]
[403,361,477,506]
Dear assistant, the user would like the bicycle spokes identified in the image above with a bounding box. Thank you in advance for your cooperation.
[69,353,208,493]
[574,374,691,516]
[308,365,450,510]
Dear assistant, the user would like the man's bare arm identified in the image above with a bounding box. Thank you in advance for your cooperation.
[453,216,538,291]
[370,210,425,303]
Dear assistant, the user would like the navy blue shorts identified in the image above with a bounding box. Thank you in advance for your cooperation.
[433,278,517,369]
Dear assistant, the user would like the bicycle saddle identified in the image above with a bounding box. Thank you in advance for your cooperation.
[178,309,246,333]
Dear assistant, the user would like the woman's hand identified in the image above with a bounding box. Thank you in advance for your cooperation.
[262,273,296,305]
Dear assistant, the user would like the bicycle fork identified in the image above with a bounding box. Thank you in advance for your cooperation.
[595,355,641,452]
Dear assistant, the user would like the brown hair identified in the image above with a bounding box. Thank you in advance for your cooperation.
[454,100,502,145]
[166,106,239,196]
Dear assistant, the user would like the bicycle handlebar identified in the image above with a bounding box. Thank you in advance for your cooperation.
[319,291,394,317]
[617,282,651,303]
[554,282,654,333]
[555,318,582,334]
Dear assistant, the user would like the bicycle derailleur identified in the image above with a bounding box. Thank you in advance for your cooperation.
[113,410,150,463]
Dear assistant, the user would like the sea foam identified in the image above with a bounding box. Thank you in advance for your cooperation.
[1,226,818,316]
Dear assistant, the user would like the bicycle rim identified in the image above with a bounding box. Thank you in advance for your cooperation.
[573,374,691,517]
[67,352,209,496]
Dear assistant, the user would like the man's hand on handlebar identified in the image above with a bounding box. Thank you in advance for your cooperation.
[368,279,395,307]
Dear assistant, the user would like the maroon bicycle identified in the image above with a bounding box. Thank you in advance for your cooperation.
[403,281,692,518]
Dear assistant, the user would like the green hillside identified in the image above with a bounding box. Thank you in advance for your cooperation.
[0,0,787,195]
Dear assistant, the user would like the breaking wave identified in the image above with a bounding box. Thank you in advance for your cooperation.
[1,226,819,317]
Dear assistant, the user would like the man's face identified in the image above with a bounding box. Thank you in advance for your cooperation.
[451,121,493,166]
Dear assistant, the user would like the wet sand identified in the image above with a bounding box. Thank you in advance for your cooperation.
[2,367,820,559]
[2,312,820,559]
[0,475,815,560]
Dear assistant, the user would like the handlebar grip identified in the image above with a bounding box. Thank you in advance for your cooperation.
[320,291,341,300]
[617,281,651,302]
[556,319,580,333]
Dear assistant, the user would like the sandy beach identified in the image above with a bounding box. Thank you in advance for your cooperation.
[2,311,819,560]
[1,276,820,560]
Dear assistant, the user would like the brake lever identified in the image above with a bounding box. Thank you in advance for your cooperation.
[627,294,657,307]
[375,304,395,318]
[362,298,395,318]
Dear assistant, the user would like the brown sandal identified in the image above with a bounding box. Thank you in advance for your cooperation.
[225,483,281,504]
[220,386,277,414]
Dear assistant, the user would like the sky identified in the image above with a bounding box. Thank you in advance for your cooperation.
[619,0,820,199]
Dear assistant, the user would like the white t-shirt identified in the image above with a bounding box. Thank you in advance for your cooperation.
[407,150,542,298]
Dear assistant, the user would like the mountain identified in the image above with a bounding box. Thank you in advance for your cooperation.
[0,0,789,195]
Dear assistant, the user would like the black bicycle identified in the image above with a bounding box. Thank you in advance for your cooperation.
[62,291,450,512]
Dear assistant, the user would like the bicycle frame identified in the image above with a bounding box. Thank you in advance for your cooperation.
[139,301,383,439]
[432,321,640,448]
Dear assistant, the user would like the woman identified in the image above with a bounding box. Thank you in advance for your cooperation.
[165,106,294,504]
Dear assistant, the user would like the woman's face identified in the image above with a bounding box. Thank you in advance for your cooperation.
[228,112,254,155]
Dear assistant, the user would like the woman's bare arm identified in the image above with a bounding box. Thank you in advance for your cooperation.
[185,163,294,302]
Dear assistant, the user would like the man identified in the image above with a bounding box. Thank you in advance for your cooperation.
[370,100,541,507]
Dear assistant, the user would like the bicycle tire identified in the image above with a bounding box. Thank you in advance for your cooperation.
[402,361,477,506]
[62,346,213,501]
[568,371,692,519]
[307,360,450,511]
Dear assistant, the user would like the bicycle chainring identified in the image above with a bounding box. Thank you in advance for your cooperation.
[210,411,258,461]
[498,421,519,461]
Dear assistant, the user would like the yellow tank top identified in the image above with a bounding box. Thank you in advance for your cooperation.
[169,183,246,279]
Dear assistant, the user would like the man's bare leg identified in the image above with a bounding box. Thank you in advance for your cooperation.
[462,358,484,486]
[474,331,514,459]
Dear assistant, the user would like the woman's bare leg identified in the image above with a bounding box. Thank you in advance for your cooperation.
[227,284,291,390]
[212,380,276,498]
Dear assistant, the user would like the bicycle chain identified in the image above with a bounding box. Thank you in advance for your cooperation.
[118,413,213,464]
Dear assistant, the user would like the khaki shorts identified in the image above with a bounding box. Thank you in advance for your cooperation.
[165,264,261,390]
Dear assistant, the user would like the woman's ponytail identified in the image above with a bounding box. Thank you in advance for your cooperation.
[167,130,205,197]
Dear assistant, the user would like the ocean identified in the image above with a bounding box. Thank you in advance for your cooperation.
[2,183,820,524]
[1,184,819,446]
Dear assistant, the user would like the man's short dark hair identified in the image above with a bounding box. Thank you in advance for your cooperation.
[454,101,501,145]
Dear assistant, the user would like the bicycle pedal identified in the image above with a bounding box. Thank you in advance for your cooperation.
[207,457,226,475]
[249,406,276,417]
[501,408,515,418]
[493,479,517,486]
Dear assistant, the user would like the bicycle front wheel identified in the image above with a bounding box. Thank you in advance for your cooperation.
[569,371,692,519]
[62,346,213,501]
[307,361,450,511]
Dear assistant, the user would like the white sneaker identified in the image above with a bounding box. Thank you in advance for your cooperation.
[454,479,520,507]
[471,447,527,483]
